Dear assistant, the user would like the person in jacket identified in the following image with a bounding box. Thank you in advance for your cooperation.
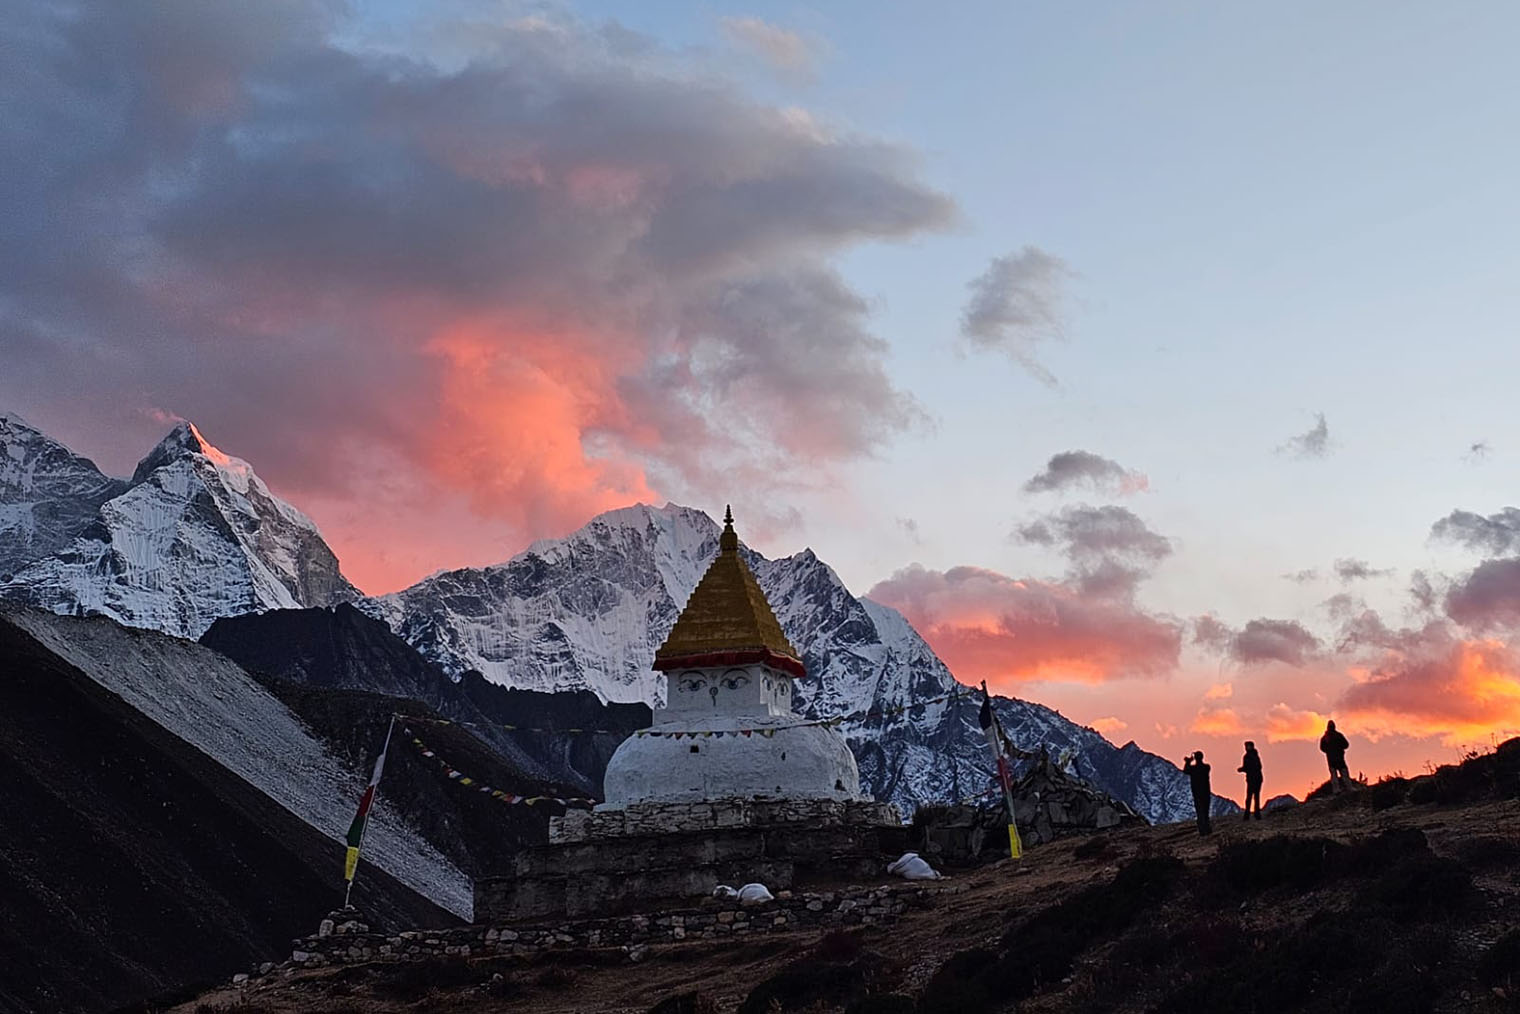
[1320,720,1351,792]
[1183,750,1212,835]
[1238,741,1263,819]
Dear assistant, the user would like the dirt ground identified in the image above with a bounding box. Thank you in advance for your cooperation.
[174,790,1520,1014]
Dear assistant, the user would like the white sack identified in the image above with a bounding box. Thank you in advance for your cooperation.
[886,852,942,880]
[737,883,774,906]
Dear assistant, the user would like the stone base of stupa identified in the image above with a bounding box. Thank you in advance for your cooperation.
[475,797,906,923]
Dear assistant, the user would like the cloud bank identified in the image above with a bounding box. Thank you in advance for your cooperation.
[0,0,954,591]
[869,506,1180,685]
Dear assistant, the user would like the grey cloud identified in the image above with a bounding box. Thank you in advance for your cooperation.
[1015,505,1171,563]
[1232,618,1321,667]
[1333,558,1393,583]
[1430,508,1520,557]
[1409,570,1438,614]
[1193,614,1323,668]
[1323,593,1362,623]
[960,247,1072,384]
[1022,450,1148,496]
[1192,614,1233,651]
[1277,412,1330,459]
[1283,568,1319,583]
[1014,504,1172,599]
[1444,557,1520,631]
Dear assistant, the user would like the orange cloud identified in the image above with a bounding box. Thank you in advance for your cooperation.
[1090,716,1128,736]
[1192,706,1245,736]
[1265,703,1331,742]
[866,564,1181,686]
[425,324,656,531]
[1341,638,1520,746]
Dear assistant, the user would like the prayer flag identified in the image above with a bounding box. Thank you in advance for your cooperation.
[344,717,394,894]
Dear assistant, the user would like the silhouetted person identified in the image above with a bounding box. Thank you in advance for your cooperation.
[1320,720,1351,793]
[1183,750,1212,835]
[1238,741,1263,819]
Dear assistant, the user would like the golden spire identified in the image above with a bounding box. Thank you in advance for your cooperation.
[653,507,804,678]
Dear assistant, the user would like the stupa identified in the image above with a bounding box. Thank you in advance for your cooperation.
[600,507,863,805]
[475,508,905,922]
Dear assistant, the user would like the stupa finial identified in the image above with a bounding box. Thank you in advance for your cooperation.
[720,505,738,552]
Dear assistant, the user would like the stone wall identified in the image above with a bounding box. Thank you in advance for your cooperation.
[551,797,902,842]
[231,881,964,987]
[481,816,911,922]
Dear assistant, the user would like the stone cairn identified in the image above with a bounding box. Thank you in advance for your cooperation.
[914,750,1144,864]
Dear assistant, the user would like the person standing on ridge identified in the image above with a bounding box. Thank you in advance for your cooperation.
[1183,751,1212,835]
[1238,741,1263,820]
[1320,720,1351,793]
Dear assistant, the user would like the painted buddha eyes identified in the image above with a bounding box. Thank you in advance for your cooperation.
[677,670,753,695]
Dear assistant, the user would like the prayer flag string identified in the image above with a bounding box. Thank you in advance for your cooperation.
[403,726,598,808]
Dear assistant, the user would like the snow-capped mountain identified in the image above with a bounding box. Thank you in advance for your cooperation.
[368,504,716,704]
[372,503,1235,824]
[2,415,1225,824]
[1,420,355,638]
[0,413,127,581]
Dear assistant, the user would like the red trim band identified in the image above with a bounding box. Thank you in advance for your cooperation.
[653,648,806,679]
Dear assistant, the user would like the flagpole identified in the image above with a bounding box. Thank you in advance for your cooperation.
[980,682,1023,861]
[345,713,395,908]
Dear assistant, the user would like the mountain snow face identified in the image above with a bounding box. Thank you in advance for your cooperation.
[1,422,354,638]
[0,413,127,582]
[368,504,720,704]
[4,606,471,918]
[375,504,1232,824]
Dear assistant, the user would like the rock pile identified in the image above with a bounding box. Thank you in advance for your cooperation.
[913,751,1144,863]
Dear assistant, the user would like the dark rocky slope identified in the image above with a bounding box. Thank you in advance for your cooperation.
[0,616,454,1014]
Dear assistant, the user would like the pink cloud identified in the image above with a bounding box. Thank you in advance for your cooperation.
[866,564,1182,686]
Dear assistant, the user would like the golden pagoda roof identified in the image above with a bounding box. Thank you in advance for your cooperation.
[653,507,805,677]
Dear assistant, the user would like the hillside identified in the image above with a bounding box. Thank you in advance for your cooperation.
[3,606,472,917]
[0,615,455,1014]
[201,604,649,798]
[177,739,1519,1014]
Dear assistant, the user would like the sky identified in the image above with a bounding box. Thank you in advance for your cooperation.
[3,0,1520,801]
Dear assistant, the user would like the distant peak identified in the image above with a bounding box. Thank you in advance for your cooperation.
[162,421,209,453]
[132,421,235,483]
